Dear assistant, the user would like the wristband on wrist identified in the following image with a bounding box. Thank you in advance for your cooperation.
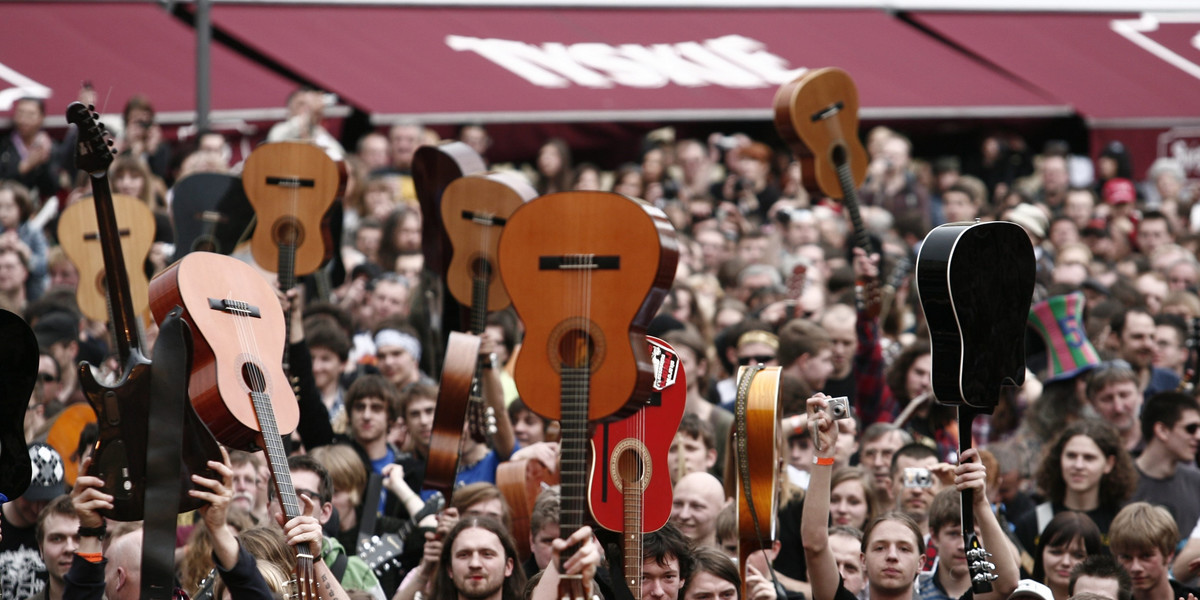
[78,524,107,540]
[76,552,103,564]
[812,456,835,466]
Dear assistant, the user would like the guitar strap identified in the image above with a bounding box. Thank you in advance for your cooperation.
[358,473,384,549]
[141,307,193,600]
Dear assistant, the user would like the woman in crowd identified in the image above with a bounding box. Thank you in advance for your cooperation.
[828,466,877,532]
[1030,511,1103,600]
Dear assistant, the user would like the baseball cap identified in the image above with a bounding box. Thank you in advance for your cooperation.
[1009,580,1054,600]
[25,443,65,502]
[1102,178,1136,205]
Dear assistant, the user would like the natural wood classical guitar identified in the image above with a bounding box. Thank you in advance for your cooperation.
[731,365,782,598]
[57,193,154,326]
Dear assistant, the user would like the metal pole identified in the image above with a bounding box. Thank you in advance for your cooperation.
[195,0,211,131]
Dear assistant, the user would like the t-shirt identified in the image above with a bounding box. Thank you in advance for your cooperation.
[0,505,46,600]
[1131,464,1200,546]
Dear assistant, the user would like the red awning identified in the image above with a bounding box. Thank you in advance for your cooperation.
[204,5,1067,123]
[0,2,297,126]
[909,11,1200,127]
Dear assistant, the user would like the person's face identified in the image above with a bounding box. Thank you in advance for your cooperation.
[447,527,513,600]
[1043,156,1069,193]
[359,134,391,170]
[377,345,418,386]
[365,189,397,221]
[48,259,79,290]
[397,214,422,253]
[1160,408,1200,462]
[37,354,60,403]
[642,554,683,600]
[683,570,737,600]
[356,226,382,258]
[1120,312,1157,369]
[1043,536,1088,593]
[538,144,563,177]
[861,431,905,491]
[310,346,344,392]
[40,512,81,583]
[891,455,938,519]
[389,125,422,169]
[614,171,644,198]
[574,168,601,191]
[942,190,977,223]
[670,478,723,544]
[669,433,715,483]
[1117,546,1171,592]
[788,434,814,473]
[829,534,866,596]
[370,281,410,322]
[461,126,490,158]
[1072,575,1122,600]
[1064,191,1095,228]
[13,99,43,137]
[1153,325,1186,372]
[1090,380,1140,433]
[1137,219,1171,256]
[1050,220,1080,250]
[351,396,391,444]
[114,170,145,198]
[695,230,728,271]
[1060,435,1114,495]
[291,470,331,524]
[905,354,932,400]
[530,522,559,570]
[510,409,545,446]
[0,189,20,229]
[1167,262,1198,292]
[830,479,869,529]
[823,318,857,378]
[404,397,437,447]
[736,341,777,368]
[0,251,27,291]
[465,498,504,522]
[395,254,423,284]
[230,462,260,511]
[933,522,967,578]
[800,348,834,391]
[863,520,925,593]
[736,238,769,266]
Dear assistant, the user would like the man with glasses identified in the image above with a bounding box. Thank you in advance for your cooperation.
[1130,393,1200,547]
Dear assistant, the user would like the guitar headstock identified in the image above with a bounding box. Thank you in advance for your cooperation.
[965,532,998,593]
[65,103,114,176]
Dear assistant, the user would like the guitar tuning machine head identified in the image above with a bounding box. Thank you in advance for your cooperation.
[972,572,998,584]
[966,548,992,560]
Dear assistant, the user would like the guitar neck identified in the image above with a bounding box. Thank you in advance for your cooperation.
[278,243,297,371]
[958,406,994,594]
[559,365,591,543]
[834,161,872,258]
[89,174,143,363]
[623,481,644,600]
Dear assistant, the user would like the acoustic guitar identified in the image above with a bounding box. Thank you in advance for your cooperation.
[915,220,1035,593]
[148,251,314,598]
[498,190,678,600]
[57,193,154,325]
[774,67,881,317]
[170,172,255,263]
[423,331,481,501]
[497,422,560,562]
[588,336,686,599]
[731,365,783,598]
[66,102,221,521]
[0,309,37,502]
[241,141,342,374]
[441,172,536,442]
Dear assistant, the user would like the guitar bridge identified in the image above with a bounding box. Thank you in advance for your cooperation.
[208,298,262,318]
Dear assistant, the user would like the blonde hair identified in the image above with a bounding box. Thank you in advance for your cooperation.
[309,443,368,508]
[1109,502,1178,559]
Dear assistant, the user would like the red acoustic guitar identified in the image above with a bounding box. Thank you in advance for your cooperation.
[588,336,686,599]
[498,190,678,600]
[149,251,314,598]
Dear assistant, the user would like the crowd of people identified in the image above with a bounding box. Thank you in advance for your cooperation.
[1,85,1200,600]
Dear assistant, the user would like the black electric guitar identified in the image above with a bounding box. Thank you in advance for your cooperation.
[357,491,446,577]
[67,102,222,521]
[915,220,1035,593]
[0,309,38,503]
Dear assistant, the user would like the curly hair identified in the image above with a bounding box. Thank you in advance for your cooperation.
[1035,419,1136,512]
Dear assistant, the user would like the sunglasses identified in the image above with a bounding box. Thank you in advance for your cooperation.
[38,373,58,383]
[738,354,775,366]
[1184,423,1200,435]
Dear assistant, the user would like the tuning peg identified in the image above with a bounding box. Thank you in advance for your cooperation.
[966,548,992,560]
[972,572,998,584]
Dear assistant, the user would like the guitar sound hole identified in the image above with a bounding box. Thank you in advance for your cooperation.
[830,145,847,164]
[272,218,304,247]
[241,362,267,394]
[470,257,493,281]
[617,449,643,484]
[557,329,594,369]
[193,238,217,253]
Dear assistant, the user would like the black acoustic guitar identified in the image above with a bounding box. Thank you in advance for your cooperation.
[67,102,221,521]
[915,220,1035,593]
[0,309,38,502]
[170,172,255,263]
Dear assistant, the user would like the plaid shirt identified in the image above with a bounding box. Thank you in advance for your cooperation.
[852,307,896,425]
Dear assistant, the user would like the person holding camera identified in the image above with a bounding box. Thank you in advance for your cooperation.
[803,393,1018,600]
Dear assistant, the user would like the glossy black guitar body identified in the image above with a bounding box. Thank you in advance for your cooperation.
[0,310,38,502]
[915,221,1035,408]
[916,219,1034,593]
[170,172,255,263]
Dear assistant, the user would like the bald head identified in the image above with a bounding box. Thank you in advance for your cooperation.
[105,529,143,600]
[670,472,727,547]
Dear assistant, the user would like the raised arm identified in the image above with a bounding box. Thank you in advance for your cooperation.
[802,393,840,600]
[957,448,1018,600]
[479,335,514,460]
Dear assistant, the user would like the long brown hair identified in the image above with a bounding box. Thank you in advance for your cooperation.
[432,516,526,600]
[1035,419,1136,512]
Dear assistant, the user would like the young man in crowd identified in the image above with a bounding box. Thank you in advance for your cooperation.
[26,495,78,600]
[1069,555,1133,600]
[1110,502,1200,600]
[1130,393,1200,543]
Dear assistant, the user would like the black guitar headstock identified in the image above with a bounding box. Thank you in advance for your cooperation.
[65,102,114,175]
[965,532,998,593]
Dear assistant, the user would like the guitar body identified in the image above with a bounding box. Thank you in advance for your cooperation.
[497,451,560,561]
[148,252,299,451]
[773,67,869,200]
[170,172,255,262]
[733,366,782,591]
[0,310,37,501]
[498,191,679,422]
[242,142,340,277]
[57,194,155,324]
[441,172,536,313]
[46,403,96,486]
[423,331,481,500]
[413,142,486,278]
[915,221,1036,407]
[588,336,686,534]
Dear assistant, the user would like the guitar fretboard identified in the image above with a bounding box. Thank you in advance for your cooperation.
[560,365,591,541]
[250,390,302,520]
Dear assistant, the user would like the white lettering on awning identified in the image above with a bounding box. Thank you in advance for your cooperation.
[0,62,51,111]
[446,34,805,89]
